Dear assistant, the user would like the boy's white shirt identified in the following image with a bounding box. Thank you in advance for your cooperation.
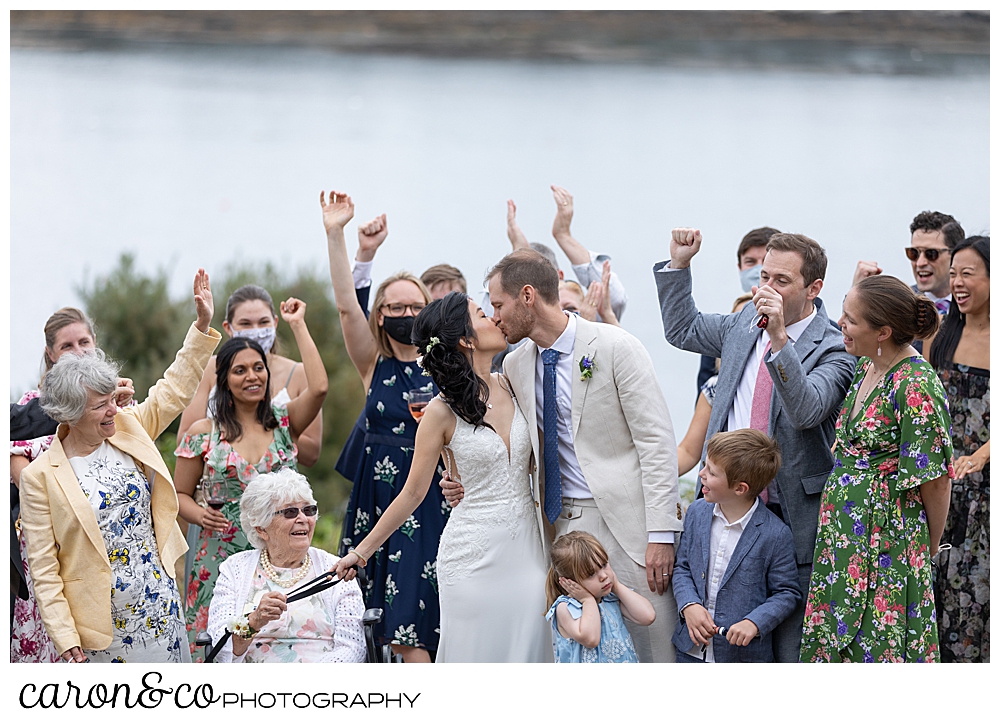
[684,497,759,662]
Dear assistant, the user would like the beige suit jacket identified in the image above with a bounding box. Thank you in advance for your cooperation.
[20,323,221,654]
[503,316,682,567]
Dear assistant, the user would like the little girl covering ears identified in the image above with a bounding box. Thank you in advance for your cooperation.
[545,531,655,663]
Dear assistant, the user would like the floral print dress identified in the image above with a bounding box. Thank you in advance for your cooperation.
[339,356,448,652]
[934,363,989,663]
[175,402,296,654]
[801,356,954,663]
[10,390,61,663]
[68,443,187,662]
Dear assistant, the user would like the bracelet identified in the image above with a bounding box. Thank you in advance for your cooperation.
[230,614,258,640]
[348,547,368,567]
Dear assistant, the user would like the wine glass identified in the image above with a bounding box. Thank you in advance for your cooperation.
[408,391,434,422]
[206,481,227,539]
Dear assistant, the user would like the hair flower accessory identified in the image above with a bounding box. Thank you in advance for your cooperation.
[579,353,597,381]
[425,337,440,354]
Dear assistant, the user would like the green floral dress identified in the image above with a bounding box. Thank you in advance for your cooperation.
[801,356,954,663]
[175,403,297,654]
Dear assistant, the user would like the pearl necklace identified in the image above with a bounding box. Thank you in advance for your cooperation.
[260,549,311,588]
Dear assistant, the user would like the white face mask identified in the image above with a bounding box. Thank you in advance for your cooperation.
[740,264,763,293]
[233,326,276,354]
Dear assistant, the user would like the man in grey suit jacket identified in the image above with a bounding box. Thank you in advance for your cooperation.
[446,248,683,662]
[653,228,855,662]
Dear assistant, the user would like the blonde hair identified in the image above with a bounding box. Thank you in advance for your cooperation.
[545,531,609,609]
[369,271,432,359]
[559,279,585,298]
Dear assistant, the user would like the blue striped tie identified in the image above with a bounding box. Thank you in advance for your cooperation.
[541,348,562,524]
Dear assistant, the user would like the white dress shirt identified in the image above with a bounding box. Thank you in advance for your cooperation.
[726,306,817,433]
[535,312,673,544]
[685,498,759,662]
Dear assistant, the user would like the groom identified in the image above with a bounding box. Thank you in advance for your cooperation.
[455,248,683,662]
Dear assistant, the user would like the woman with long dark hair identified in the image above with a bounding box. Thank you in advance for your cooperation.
[335,291,550,662]
[801,275,954,662]
[173,297,327,654]
[928,235,990,663]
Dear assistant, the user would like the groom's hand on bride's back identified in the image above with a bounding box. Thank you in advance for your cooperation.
[439,470,465,507]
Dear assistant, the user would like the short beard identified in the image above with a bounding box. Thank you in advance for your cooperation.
[502,303,535,345]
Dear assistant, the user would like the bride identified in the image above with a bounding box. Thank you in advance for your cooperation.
[335,292,550,662]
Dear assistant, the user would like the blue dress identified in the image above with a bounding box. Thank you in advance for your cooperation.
[339,356,449,651]
[545,593,639,663]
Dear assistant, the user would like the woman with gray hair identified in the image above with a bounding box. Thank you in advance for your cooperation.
[19,269,221,663]
[206,468,365,663]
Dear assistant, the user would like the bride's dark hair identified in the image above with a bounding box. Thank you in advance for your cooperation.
[412,291,492,429]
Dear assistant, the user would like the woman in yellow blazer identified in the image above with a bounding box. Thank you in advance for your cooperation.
[20,269,221,663]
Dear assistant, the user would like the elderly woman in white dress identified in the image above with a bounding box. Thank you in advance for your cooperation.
[206,468,366,663]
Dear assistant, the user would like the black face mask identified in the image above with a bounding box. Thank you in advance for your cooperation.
[382,315,416,346]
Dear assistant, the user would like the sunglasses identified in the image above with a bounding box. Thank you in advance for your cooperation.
[905,247,950,262]
[274,505,319,519]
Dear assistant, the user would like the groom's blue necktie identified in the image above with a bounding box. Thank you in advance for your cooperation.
[541,348,562,524]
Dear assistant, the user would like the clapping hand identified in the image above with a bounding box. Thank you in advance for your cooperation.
[279,297,306,325]
[551,185,574,240]
[193,268,214,334]
[320,190,355,234]
[357,214,388,261]
[581,281,603,322]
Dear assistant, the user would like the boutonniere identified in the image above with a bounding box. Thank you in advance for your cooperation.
[579,353,597,381]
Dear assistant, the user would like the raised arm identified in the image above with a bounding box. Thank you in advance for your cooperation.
[506,199,529,250]
[550,185,590,265]
[278,298,328,438]
[653,228,732,358]
[334,399,453,578]
[131,269,222,439]
[321,190,379,382]
[177,357,217,436]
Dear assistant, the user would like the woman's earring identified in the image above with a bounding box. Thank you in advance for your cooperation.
[877,341,882,357]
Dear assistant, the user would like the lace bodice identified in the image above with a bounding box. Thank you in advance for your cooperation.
[436,391,537,582]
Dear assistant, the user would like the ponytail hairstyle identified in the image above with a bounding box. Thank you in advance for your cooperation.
[545,531,609,609]
[41,307,96,381]
[929,235,990,370]
[214,337,278,443]
[853,275,940,347]
[412,291,491,429]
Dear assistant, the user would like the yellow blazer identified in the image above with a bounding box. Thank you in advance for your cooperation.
[20,323,221,655]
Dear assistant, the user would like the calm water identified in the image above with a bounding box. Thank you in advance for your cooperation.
[9,45,990,437]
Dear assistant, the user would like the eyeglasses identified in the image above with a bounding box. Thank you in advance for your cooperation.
[905,247,950,262]
[273,505,318,519]
[380,303,426,317]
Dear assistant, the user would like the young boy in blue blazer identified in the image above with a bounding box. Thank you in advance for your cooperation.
[672,429,802,662]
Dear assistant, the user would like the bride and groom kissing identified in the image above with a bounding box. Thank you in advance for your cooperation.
[336,248,682,663]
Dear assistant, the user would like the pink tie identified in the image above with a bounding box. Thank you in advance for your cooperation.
[750,340,772,504]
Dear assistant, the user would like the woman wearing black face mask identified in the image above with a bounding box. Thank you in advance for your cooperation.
[320,190,445,664]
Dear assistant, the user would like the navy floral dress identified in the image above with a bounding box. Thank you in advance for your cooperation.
[339,356,448,651]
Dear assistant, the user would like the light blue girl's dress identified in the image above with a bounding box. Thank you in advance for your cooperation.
[545,593,639,663]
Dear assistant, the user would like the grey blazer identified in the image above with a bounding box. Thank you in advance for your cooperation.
[653,262,856,566]
[671,499,801,663]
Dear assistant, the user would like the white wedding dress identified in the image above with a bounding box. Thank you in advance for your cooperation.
[435,392,552,663]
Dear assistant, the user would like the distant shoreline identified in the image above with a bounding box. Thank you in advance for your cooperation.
[11,10,989,74]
